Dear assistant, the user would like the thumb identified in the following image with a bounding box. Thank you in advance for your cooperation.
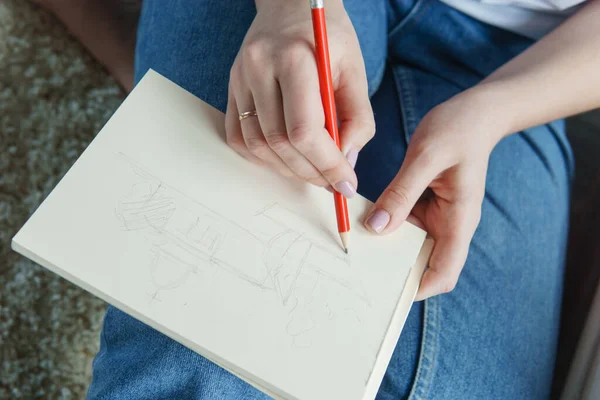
[335,66,375,167]
[365,150,438,234]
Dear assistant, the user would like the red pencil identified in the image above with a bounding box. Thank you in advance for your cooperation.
[310,0,350,253]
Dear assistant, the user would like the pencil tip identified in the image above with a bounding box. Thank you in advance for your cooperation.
[339,231,350,254]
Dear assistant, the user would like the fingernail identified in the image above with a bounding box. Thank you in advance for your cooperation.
[346,148,359,169]
[366,209,390,233]
[333,181,356,198]
[325,185,334,193]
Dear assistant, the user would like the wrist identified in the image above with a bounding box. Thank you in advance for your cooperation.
[455,82,517,144]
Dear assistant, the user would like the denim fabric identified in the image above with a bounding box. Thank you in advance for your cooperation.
[88,0,574,399]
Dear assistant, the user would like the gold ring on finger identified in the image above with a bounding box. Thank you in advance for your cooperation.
[238,110,258,121]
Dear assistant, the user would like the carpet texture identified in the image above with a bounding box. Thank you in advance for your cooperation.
[0,1,124,398]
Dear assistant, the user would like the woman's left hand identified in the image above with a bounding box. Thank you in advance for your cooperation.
[364,88,506,300]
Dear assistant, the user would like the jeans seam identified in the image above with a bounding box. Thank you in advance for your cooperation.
[87,306,111,399]
[369,60,388,98]
[407,296,440,400]
[387,0,431,38]
[392,66,418,144]
[392,53,440,400]
[99,306,113,353]
[546,120,575,181]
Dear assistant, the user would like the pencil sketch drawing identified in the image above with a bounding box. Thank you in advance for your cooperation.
[114,153,371,347]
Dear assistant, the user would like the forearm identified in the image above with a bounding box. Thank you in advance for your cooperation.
[470,0,600,139]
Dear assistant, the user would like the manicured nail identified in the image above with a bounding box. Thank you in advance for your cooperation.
[325,185,334,193]
[366,209,390,233]
[346,148,359,169]
[333,181,356,198]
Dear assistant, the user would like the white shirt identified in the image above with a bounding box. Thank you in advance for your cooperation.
[439,0,586,39]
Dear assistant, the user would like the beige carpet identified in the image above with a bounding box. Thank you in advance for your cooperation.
[0,1,124,397]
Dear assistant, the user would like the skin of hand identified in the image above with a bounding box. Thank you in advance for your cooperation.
[364,89,503,301]
[232,1,599,302]
[366,0,600,301]
[225,0,375,198]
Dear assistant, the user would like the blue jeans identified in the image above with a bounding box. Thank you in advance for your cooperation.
[88,0,574,398]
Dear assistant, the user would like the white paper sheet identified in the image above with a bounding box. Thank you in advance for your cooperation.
[12,70,430,400]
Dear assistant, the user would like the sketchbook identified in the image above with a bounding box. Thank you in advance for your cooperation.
[12,70,433,400]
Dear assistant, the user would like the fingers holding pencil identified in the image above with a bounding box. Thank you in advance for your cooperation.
[310,0,352,252]
[224,1,373,194]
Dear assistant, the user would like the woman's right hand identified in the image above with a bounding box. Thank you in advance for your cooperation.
[225,0,374,198]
